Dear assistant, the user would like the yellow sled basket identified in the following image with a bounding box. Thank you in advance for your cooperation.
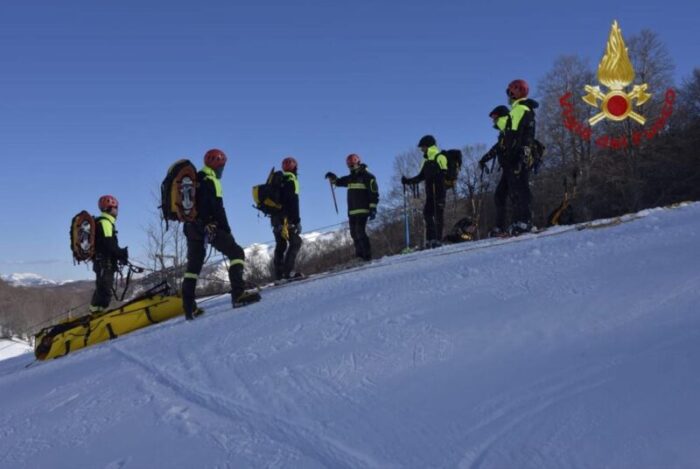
[34,282,184,361]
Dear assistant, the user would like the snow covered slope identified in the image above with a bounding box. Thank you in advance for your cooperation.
[0,338,32,361]
[1,203,699,468]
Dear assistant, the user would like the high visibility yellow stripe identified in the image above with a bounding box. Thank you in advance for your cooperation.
[202,166,223,197]
[230,259,245,267]
[348,183,367,190]
[99,219,113,237]
[184,272,198,279]
[497,115,508,131]
[284,171,300,194]
[510,99,531,130]
[349,208,370,215]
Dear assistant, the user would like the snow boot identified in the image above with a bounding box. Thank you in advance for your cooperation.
[508,222,533,236]
[488,227,507,238]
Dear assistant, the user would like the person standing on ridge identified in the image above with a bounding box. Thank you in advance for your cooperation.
[325,153,379,261]
[479,105,514,237]
[90,195,128,313]
[503,79,539,235]
[401,135,448,248]
[271,156,303,281]
[182,149,260,320]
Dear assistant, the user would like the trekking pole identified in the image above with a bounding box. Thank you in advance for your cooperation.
[403,183,410,251]
[329,179,339,214]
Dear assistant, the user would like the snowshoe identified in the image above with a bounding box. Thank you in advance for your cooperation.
[274,272,305,286]
[185,307,205,321]
[507,222,534,236]
[421,239,442,250]
[233,290,261,308]
[488,227,509,238]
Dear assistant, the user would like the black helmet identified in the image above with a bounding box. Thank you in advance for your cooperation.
[417,135,436,148]
[489,105,510,119]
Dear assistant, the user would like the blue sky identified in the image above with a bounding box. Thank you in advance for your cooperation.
[1,0,698,281]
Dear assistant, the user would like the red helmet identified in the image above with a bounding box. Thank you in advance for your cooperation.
[346,153,361,167]
[506,79,529,101]
[204,148,227,169]
[98,195,119,212]
[282,156,298,172]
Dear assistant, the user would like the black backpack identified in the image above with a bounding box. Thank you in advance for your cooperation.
[252,168,285,216]
[441,149,463,188]
[445,217,477,243]
[160,159,198,227]
[70,210,96,263]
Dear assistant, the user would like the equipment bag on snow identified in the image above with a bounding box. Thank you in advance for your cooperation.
[161,159,198,226]
[440,149,463,189]
[70,210,96,263]
[445,217,478,243]
[252,167,285,216]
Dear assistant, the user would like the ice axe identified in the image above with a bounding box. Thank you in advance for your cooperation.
[329,179,338,214]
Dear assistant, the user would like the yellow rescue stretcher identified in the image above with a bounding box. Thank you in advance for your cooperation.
[34,282,184,360]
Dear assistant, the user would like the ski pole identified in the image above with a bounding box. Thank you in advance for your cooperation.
[329,179,339,214]
[403,183,410,250]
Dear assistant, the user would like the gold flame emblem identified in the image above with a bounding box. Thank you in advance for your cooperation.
[583,20,651,125]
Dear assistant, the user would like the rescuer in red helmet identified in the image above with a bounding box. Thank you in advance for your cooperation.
[181,149,260,319]
[325,153,379,261]
[502,79,540,235]
[271,156,303,281]
[90,195,128,313]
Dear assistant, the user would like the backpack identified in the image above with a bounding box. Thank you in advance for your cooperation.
[445,217,477,243]
[70,210,96,263]
[252,167,285,216]
[160,159,198,227]
[441,149,463,188]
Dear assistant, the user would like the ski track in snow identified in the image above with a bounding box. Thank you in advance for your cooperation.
[110,344,388,468]
[1,203,700,468]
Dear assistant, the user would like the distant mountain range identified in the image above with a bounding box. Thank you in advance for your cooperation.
[0,273,61,287]
[1,229,349,289]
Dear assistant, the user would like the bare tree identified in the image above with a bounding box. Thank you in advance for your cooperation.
[142,188,187,290]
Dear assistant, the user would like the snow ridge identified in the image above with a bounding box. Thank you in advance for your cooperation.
[1,203,699,468]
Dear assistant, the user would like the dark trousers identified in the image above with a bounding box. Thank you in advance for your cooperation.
[349,215,371,261]
[91,259,115,311]
[182,223,245,314]
[424,182,446,242]
[272,218,303,280]
[495,165,532,230]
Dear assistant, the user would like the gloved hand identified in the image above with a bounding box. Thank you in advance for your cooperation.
[204,223,217,242]
[369,208,376,220]
[401,176,410,185]
[325,172,337,181]
[478,156,488,171]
